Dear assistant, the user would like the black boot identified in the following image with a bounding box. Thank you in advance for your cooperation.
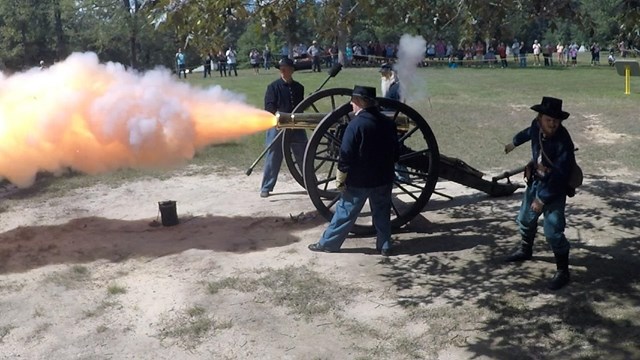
[505,239,533,262]
[547,251,570,290]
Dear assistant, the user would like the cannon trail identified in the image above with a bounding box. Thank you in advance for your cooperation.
[0,52,274,188]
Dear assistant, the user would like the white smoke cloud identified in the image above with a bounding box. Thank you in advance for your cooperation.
[395,34,428,103]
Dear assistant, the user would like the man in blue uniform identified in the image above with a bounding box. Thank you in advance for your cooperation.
[308,86,399,256]
[260,57,307,198]
[379,63,401,101]
[504,96,577,290]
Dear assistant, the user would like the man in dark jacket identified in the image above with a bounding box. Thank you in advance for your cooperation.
[308,86,399,256]
[504,96,577,290]
[260,57,306,198]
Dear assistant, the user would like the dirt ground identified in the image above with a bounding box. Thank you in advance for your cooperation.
[0,164,639,360]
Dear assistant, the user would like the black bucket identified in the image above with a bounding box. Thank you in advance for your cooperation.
[158,200,178,226]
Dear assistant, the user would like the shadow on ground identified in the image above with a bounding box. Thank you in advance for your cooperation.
[383,176,640,359]
[0,213,323,274]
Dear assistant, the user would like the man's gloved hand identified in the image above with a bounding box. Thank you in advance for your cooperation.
[504,142,516,154]
[335,169,347,191]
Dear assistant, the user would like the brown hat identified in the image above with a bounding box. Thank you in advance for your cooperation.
[530,96,570,120]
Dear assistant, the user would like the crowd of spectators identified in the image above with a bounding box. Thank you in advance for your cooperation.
[192,38,636,77]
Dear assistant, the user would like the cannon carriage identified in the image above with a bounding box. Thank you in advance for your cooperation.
[250,87,523,235]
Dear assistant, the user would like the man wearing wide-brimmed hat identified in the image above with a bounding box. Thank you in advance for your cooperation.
[504,96,577,290]
[308,85,399,256]
[260,57,306,198]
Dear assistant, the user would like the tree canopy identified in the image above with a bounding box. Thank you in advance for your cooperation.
[0,0,637,72]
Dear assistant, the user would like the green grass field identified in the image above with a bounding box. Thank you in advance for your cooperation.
[191,61,639,177]
[17,60,640,195]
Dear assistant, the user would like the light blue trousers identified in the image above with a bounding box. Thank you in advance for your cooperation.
[319,184,393,251]
[516,180,570,254]
[260,128,307,193]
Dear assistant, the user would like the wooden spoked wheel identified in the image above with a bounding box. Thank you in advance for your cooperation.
[282,88,353,189]
[302,98,440,235]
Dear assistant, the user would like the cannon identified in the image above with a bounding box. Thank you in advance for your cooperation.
[248,87,523,234]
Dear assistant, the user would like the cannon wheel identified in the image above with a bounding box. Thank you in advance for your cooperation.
[303,98,440,235]
[282,88,353,189]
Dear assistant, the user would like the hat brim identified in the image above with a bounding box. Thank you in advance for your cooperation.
[531,104,570,120]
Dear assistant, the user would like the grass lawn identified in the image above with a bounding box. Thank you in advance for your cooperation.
[191,61,639,177]
[15,60,640,195]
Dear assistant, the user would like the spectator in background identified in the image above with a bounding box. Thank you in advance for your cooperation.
[543,43,552,66]
[345,43,353,67]
[512,39,520,62]
[569,43,578,67]
[475,40,485,66]
[217,50,227,77]
[608,49,616,66]
[519,41,527,67]
[485,47,497,68]
[497,42,508,68]
[226,46,238,76]
[556,43,565,66]
[263,45,272,70]
[307,40,322,72]
[590,43,600,66]
[175,48,187,78]
[250,48,261,74]
[532,40,541,66]
[618,40,627,58]
[203,52,212,78]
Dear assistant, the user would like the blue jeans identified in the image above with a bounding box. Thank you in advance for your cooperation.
[318,184,393,251]
[516,180,570,254]
[260,128,307,193]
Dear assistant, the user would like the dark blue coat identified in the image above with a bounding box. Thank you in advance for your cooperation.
[386,81,401,102]
[513,119,576,203]
[264,78,304,114]
[339,107,399,188]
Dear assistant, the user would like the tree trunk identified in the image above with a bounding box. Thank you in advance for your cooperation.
[128,13,138,69]
[336,0,350,65]
[53,0,66,61]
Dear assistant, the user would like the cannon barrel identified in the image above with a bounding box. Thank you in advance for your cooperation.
[276,111,410,131]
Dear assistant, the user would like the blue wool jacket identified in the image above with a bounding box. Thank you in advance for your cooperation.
[338,107,399,188]
[513,119,576,204]
[264,78,304,114]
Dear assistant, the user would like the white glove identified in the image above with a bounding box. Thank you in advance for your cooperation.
[504,142,516,154]
[335,169,347,191]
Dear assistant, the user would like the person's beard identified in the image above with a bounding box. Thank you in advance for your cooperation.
[381,75,395,97]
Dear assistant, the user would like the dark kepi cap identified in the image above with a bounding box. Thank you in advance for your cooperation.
[277,57,295,69]
[379,63,392,72]
[530,96,570,120]
[352,85,376,100]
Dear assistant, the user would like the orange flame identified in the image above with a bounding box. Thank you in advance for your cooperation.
[0,52,275,188]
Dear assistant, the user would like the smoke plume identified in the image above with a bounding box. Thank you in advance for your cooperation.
[0,52,274,188]
[395,34,428,103]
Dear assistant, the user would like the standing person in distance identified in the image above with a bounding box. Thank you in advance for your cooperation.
[217,50,227,77]
[175,48,187,78]
[203,52,212,78]
[226,46,238,76]
[259,57,307,198]
[503,96,577,291]
[308,86,399,256]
